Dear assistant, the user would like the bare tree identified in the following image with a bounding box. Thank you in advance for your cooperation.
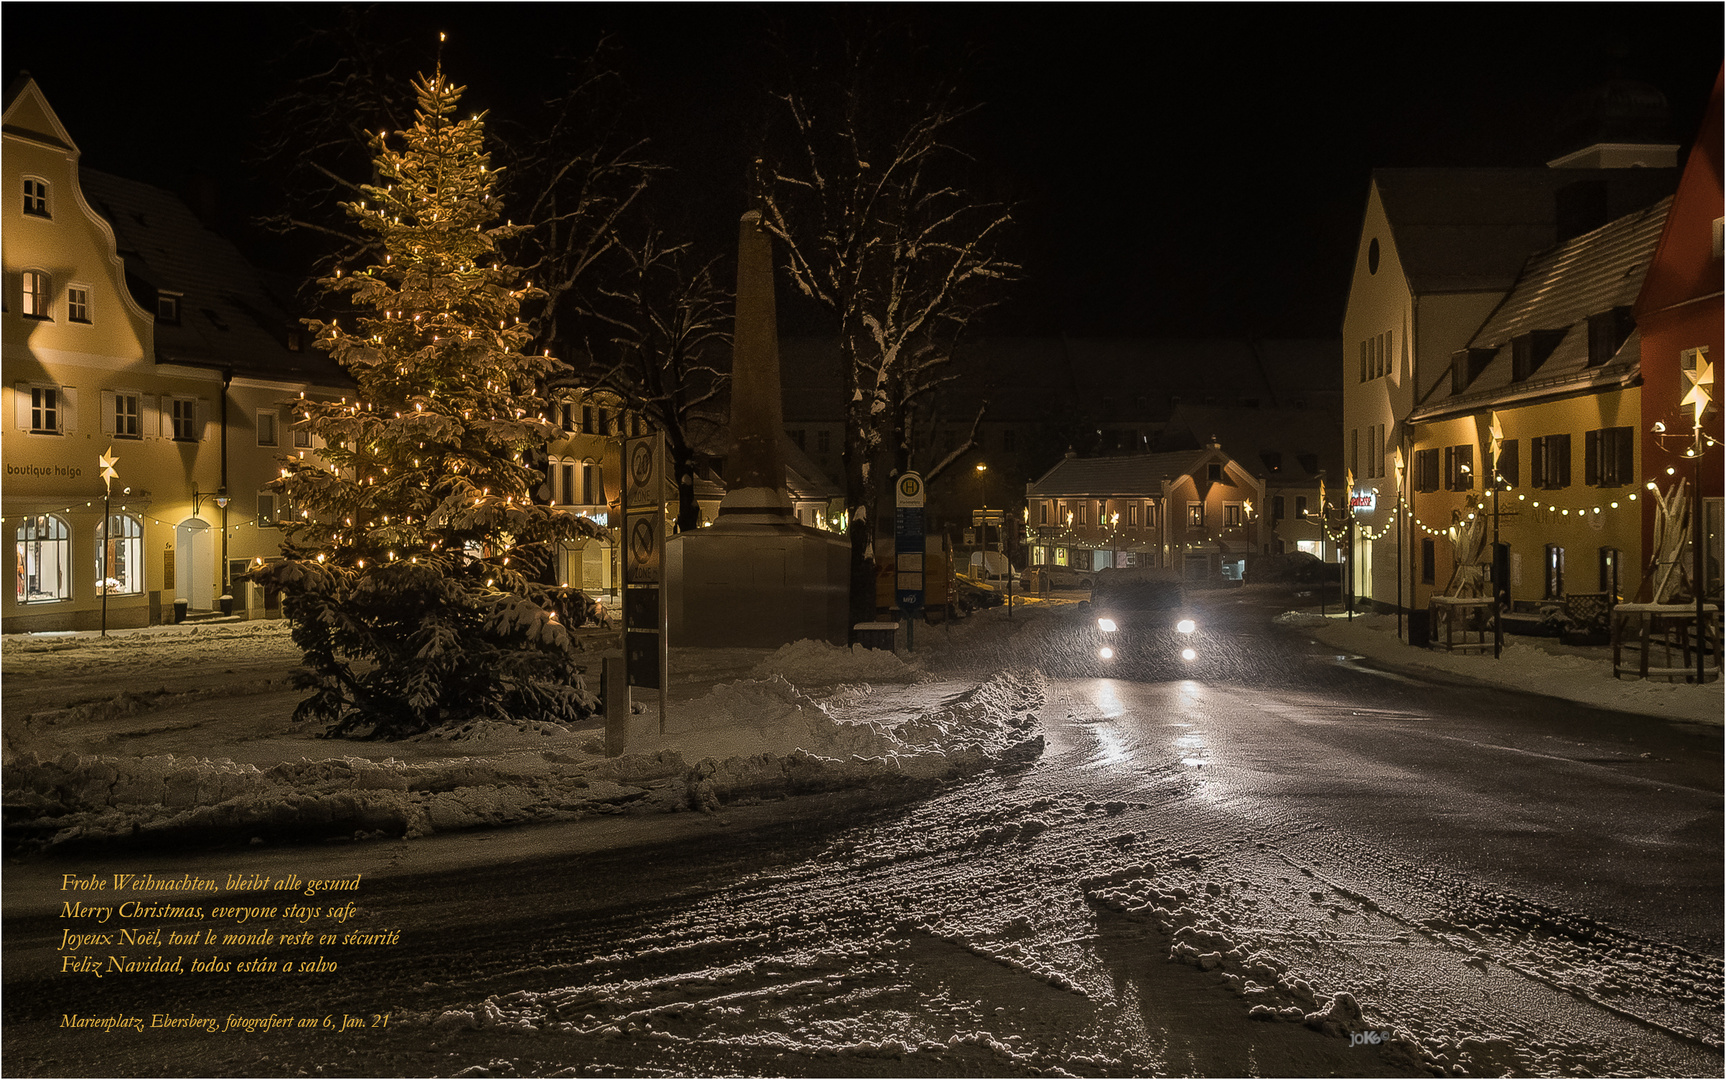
[758,21,1018,625]
[573,232,732,531]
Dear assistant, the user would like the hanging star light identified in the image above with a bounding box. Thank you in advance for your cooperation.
[1682,349,1713,429]
[98,446,119,492]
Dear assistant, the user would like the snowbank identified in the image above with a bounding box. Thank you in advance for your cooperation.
[3,639,1044,852]
[1280,610,1722,724]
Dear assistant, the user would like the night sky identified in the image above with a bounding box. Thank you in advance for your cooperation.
[8,4,1721,339]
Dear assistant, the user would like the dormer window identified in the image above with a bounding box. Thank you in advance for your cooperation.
[156,293,180,324]
[1511,331,1564,383]
[1586,307,1634,368]
[1451,347,1494,394]
[22,177,49,217]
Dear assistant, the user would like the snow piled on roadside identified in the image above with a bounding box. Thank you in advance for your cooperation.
[3,658,1045,851]
[1278,610,1723,724]
[749,638,926,686]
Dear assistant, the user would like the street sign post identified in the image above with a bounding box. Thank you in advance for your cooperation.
[894,472,926,650]
[620,430,668,734]
[972,508,1013,616]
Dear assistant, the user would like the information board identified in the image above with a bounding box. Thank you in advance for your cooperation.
[894,472,926,613]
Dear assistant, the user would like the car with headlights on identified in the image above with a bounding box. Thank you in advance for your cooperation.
[1081,570,1203,675]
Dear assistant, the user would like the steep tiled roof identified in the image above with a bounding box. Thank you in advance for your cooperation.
[1027,450,1219,497]
[1374,167,1675,295]
[1413,196,1670,420]
[77,168,347,386]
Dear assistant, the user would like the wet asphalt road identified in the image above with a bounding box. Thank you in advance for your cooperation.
[5,590,1721,1077]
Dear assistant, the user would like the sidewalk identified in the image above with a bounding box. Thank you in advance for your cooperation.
[1282,608,1723,725]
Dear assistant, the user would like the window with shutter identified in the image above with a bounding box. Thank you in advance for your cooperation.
[1495,440,1519,489]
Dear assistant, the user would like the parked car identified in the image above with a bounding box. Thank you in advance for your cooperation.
[1243,550,1340,585]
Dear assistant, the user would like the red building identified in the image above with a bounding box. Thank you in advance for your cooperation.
[1634,66,1723,599]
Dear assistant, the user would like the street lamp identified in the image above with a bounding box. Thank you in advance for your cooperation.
[1487,412,1505,660]
[974,461,989,563]
[1393,447,1405,643]
[99,447,119,637]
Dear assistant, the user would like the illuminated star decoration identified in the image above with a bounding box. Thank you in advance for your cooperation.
[98,446,119,493]
[1682,353,1714,429]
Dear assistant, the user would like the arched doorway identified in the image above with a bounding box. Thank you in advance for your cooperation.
[174,518,213,610]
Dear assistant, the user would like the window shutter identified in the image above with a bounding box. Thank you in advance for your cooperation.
[197,399,211,441]
[1532,438,1547,489]
[1615,428,1633,487]
[101,390,117,434]
[1558,435,1571,487]
[1584,430,1600,486]
[143,395,160,437]
[14,383,31,430]
[59,387,76,433]
[1499,440,1519,489]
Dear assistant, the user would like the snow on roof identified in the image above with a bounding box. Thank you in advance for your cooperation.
[1026,449,1222,497]
[77,168,348,387]
[1414,196,1670,419]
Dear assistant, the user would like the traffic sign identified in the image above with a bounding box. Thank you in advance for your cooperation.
[896,472,926,508]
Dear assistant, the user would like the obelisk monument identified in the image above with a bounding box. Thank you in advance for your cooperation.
[664,209,849,647]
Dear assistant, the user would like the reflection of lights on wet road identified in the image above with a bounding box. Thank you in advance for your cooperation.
[1176,731,1208,769]
[1088,681,1129,765]
[1090,681,1126,718]
[1094,727,1129,766]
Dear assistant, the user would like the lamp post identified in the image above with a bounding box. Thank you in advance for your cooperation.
[1673,349,1716,682]
[975,462,989,566]
[98,447,119,637]
[1488,412,1504,660]
[1394,448,1405,643]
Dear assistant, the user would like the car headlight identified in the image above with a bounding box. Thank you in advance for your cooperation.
[1180,647,1197,661]
[1097,618,1118,632]
[1176,619,1196,634]
[1099,646,1115,660]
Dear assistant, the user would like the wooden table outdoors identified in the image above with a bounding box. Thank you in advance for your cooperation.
[1428,596,1495,653]
[1611,602,1721,681]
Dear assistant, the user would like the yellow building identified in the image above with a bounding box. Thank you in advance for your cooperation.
[1343,163,1675,615]
[545,388,627,599]
[3,78,348,631]
[1405,197,1670,617]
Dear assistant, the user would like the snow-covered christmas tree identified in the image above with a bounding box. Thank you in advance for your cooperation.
[260,65,603,738]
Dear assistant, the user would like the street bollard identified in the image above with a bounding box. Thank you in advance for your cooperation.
[603,656,629,757]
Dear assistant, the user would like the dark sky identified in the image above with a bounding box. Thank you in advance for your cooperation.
[8,4,1721,339]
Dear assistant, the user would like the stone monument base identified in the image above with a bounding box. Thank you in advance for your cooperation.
[666,520,851,648]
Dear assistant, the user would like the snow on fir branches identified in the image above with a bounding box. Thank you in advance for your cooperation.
[259,67,603,738]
